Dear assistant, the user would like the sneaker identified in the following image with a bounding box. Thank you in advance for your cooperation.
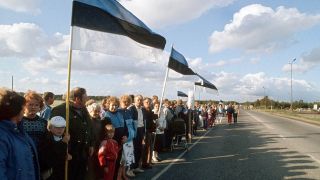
[126,170,135,177]
[133,168,144,173]
[152,157,159,162]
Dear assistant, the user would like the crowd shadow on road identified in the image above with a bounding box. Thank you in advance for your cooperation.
[136,117,320,180]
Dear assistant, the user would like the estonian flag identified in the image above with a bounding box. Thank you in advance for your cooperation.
[177,91,188,97]
[195,74,218,90]
[71,0,166,59]
[168,47,196,75]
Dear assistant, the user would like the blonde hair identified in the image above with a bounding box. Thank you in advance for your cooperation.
[24,90,44,109]
[106,96,119,107]
[105,124,115,133]
[120,95,132,104]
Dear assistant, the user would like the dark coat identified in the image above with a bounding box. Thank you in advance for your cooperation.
[51,103,94,160]
[38,132,67,180]
[143,108,157,133]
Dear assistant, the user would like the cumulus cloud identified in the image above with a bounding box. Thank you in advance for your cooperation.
[209,4,320,53]
[0,23,47,57]
[119,0,235,28]
[0,0,41,14]
[282,47,320,73]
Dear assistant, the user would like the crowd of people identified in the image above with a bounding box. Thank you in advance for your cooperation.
[0,87,240,180]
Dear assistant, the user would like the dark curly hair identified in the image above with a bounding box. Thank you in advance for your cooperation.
[0,88,26,121]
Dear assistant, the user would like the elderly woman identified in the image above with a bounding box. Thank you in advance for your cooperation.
[0,88,40,180]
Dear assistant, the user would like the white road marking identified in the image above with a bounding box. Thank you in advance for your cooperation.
[308,154,320,165]
[246,111,274,130]
[151,128,212,180]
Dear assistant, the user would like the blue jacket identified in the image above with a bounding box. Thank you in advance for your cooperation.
[0,120,40,180]
[119,108,136,142]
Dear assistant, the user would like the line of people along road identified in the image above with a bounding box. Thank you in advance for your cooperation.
[0,87,240,180]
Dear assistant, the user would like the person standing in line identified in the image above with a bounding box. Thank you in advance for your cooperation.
[129,95,145,174]
[98,124,119,180]
[0,88,40,180]
[40,92,55,121]
[22,91,48,149]
[51,87,94,180]
[233,103,239,124]
[86,102,104,180]
[152,102,166,162]
[119,95,136,178]
[104,96,128,180]
[193,102,201,136]
[200,105,208,130]
[226,103,234,125]
[38,116,71,180]
[163,99,174,150]
[217,103,224,124]
[142,97,157,169]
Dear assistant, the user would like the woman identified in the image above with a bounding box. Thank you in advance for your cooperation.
[119,95,136,178]
[0,88,40,180]
[104,96,128,180]
[22,91,47,149]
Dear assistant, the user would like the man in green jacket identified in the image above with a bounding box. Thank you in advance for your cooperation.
[51,87,94,180]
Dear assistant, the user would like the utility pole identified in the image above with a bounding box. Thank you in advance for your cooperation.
[263,86,266,110]
[289,58,296,112]
[11,75,13,91]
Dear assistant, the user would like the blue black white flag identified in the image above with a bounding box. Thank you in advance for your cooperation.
[168,47,196,75]
[71,0,166,59]
[177,91,188,97]
[195,74,218,90]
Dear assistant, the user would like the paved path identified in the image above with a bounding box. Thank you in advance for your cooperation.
[134,110,320,180]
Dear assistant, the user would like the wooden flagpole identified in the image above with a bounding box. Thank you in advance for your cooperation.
[65,25,74,180]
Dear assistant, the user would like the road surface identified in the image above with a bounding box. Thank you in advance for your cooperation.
[135,110,320,180]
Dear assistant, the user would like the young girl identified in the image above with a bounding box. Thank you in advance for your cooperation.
[98,124,119,180]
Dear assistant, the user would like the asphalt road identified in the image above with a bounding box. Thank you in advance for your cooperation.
[134,110,320,180]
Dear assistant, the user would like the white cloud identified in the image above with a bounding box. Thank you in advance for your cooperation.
[0,0,41,14]
[209,4,320,53]
[282,47,320,73]
[0,23,47,57]
[119,0,235,28]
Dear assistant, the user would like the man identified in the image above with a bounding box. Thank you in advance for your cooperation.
[40,92,54,121]
[129,95,145,173]
[51,87,94,180]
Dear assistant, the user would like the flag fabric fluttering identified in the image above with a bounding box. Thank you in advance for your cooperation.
[71,0,166,59]
[195,73,218,90]
[177,90,188,97]
[168,47,196,75]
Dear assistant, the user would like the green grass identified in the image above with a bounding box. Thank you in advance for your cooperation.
[260,109,320,124]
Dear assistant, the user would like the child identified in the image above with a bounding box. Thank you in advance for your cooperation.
[39,116,71,180]
[98,124,119,180]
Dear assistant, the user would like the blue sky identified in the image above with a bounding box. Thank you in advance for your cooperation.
[0,0,320,102]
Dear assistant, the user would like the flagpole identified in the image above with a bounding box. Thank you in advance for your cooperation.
[158,45,173,117]
[158,67,169,117]
[64,25,74,180]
